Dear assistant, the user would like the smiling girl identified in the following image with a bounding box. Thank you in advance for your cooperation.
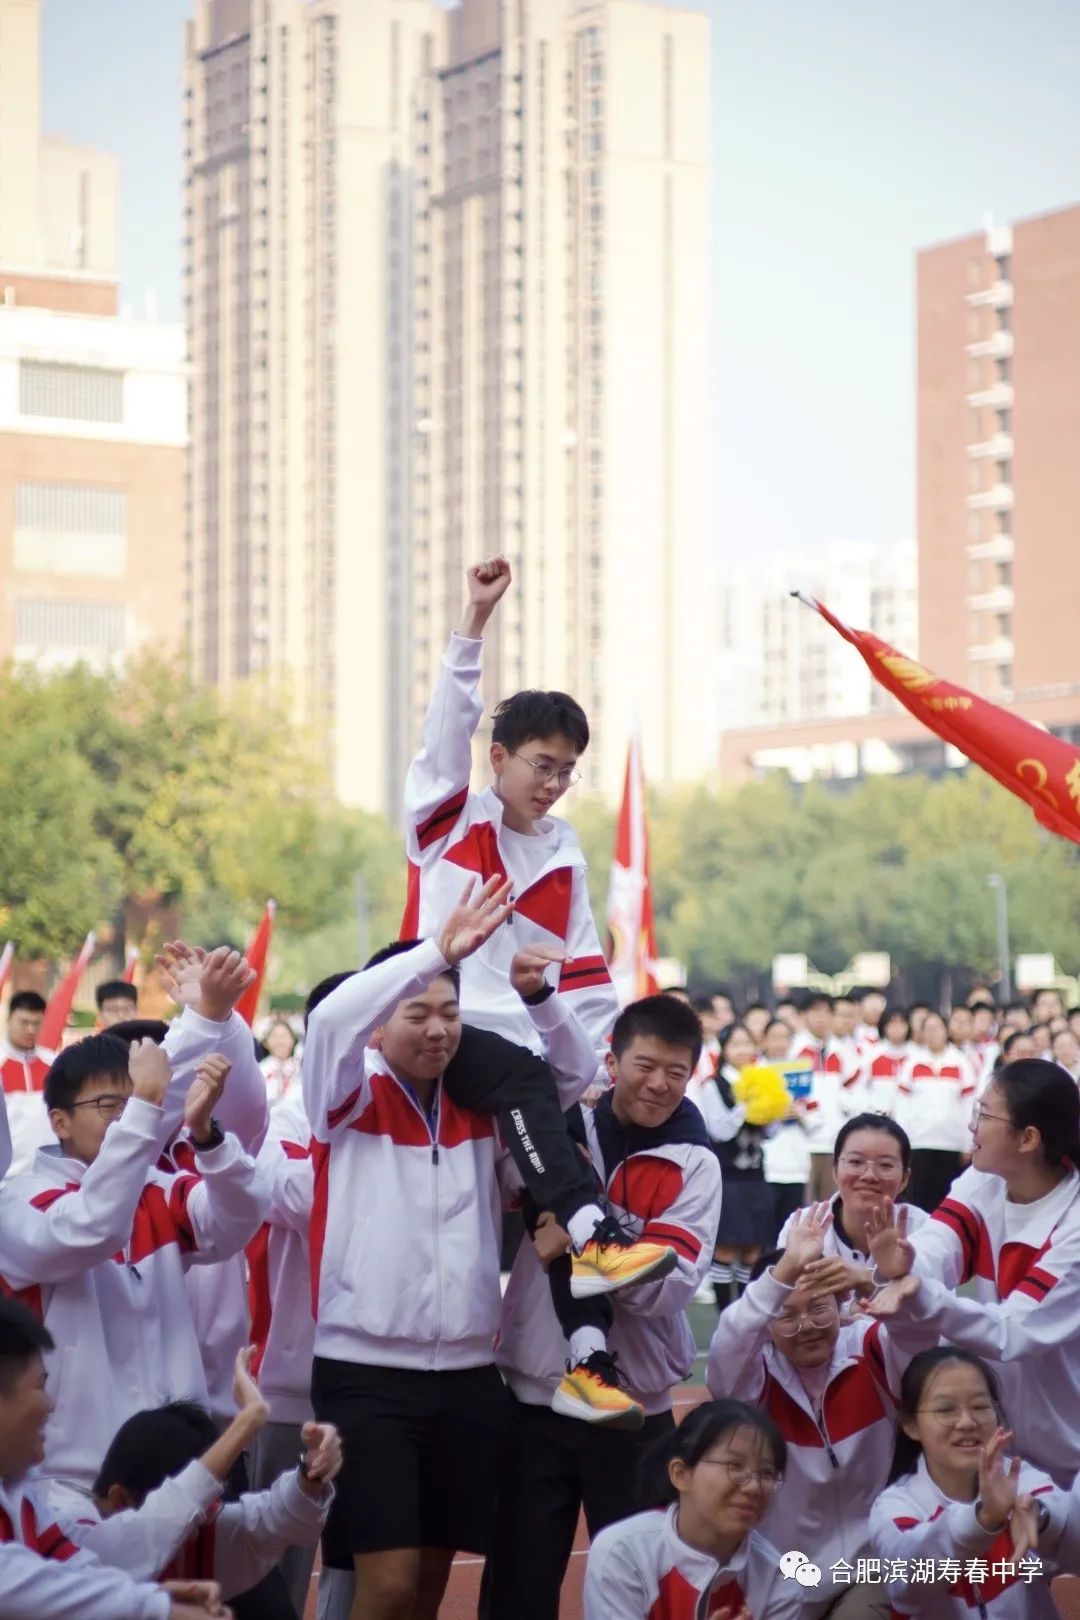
[870,1348,1075,1617]
[864,1060,1080,1485]
[584,1400,802,1619]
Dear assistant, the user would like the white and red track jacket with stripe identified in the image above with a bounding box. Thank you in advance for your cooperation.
[870,1454,1072,1618]
[247,1091,315,1424]
[706,1267,941,1598]
[858,1040,912,1116]
[0,1479,170,1620]
[789,1035,862,1152]
[0,1100,265,1495]
[303,938,520,1372]
[64,1461,331,1601]
[160,1011,271,1426]
[401,632,619,1072]
[894,1165,1080,1483]
[895,1045,977,1152]
[498,995,721,1414]
[1,1038,57,1178]
[584,1504,802,1620]
[778,1193,929,1270]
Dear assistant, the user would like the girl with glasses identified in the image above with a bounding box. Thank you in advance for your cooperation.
[584,1400,802,1619]
[706,1205,941,1617]
[864,1060,1080,1487]
[783,1115,929,1302]
[870,1348,1077,1617]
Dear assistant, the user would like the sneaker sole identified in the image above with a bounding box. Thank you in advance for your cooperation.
[551,1389,645,1431]
[569,1245,678,1300]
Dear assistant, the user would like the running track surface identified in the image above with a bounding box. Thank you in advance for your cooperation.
[300,1380,1080,1618]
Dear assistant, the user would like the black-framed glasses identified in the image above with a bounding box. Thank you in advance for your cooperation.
[507,752,582,789]
[69,1094,129,1120]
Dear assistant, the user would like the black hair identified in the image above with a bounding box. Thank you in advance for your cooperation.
[920,1009,948,1037]
[1034,987,1064,1005]
[713,1022,755,1106]
[43,1034,130,1112]
[909,1002,932,1015]
[0,1299,54,1397]
[637,1398,786,1508]
[491,690,589,755]
[749,1248,783,1283]
[660,985,692,1000]
[364,939,460,995]
[833,1112,912,1171]
[762,1018,790,1038]
[744,1002,769,1016]
[1001,1029,1033,1059]
[993,1058,1080,1169]
[878,1007,911,1042]
[969,997,997,1014]
[8,991,46,1016]
[105,1019,170,1047]
[801,991,834,1013]
[610,995,703,1068]
[95,980,137,1011]
[775,998,798,1010]
[305,970,357,1028]
[691,993,718,1016]
[1004,1002,1031,1017]
[1028,1021,1051,1040]
[888,1348,1002,1484]
[834,994,856,1008]
[94,1401,218,1505]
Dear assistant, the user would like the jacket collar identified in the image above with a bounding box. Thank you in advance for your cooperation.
[591,1089,711,1179]
[476,786,587,879]
[660,1502,752,1590]
[764,1320,867,1410]
[30,1144,88,1185]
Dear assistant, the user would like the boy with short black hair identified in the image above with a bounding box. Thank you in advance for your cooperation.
[486,988,722,1620]
[0,1297,224,1620]
[95,980,139,1028]
[2,988,56,1177]
[402,557,619,1065]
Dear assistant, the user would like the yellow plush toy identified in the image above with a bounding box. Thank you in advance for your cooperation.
[732,1063,800,1126]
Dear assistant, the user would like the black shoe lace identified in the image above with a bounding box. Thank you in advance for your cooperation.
[580,1349,631,1391]
[590,1213,637,1250]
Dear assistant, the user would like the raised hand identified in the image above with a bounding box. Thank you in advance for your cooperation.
[1010,1492,1040,1561]
[232,1346,270,1427]
[510,945,566,1000]
[798,1256,874,1301]
[866,1198,916,1280]
[772,1203,833,1285]
[184,1053,231,1142]
[460,556,512,636]
[155,941,206,1009]
[436,876,514,966]
[976,1428,1020,1532]
[299,1421,343,1494]
[156,942,255,1022]
[856,1272,920,1319]
[128,1036,171,1107]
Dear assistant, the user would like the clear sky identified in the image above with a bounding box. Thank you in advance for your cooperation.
[40,0,1080,562]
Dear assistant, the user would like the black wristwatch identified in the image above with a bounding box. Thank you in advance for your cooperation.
[1037,1502,1052,1535]
[521,983,556,1007]
[191,1117,225,1152]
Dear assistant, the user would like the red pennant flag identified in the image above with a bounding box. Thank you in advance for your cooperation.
[606,731,661,1005]
[121,947,139,985]
[0,942,14,999]
[798,593,1080,845]
[40,932,96,1051]
[235,900,276,1027]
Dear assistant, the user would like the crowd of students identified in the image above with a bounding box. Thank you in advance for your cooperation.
[3,556,1080,1620]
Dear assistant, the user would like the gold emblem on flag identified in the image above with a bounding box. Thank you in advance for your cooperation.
[877,653,937,692]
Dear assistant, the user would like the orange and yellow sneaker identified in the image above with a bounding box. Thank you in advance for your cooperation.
[570,1216,678,1300]
[552,1350,645,1430]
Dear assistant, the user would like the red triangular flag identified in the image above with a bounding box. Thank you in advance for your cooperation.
[121,947,139,985]
[606,731,661,1005]
[235,901,276,1027]
[797,593,1080,845]
[40,932,96,1051]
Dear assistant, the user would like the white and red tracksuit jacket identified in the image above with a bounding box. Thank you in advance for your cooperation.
[0,1099,265,1497]
[584,1504,802,1620]
[498,994,721,1413]
[1,1039,57,1178]
[895,1045,977,1152]
[790,1036,862,1153]
[706,1267,941,1600]
[160,1010,271,1425]
[893,1165,1080,1484]
[247,1091,315,1424]
[870,1454,1078,1618]
[63,1460,330,1600]
[401,631,619,1070]
[859,1040,912,1116]
[303,938,519,1372]
[0,1478,170,1620]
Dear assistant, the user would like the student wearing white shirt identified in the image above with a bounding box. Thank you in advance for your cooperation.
[895,1013,976,1212]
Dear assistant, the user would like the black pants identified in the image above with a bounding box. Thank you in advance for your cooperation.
[480,1397,675,1620]
[908,1149,964,1213]
[443,1025,601,1228]
[767,1181,805,1246]
[521,1191,613,1342]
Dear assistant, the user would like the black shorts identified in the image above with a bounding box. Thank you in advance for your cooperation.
[312,1357,511,1563]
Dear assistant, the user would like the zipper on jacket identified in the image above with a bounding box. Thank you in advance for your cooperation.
[814,1405,840,1470]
